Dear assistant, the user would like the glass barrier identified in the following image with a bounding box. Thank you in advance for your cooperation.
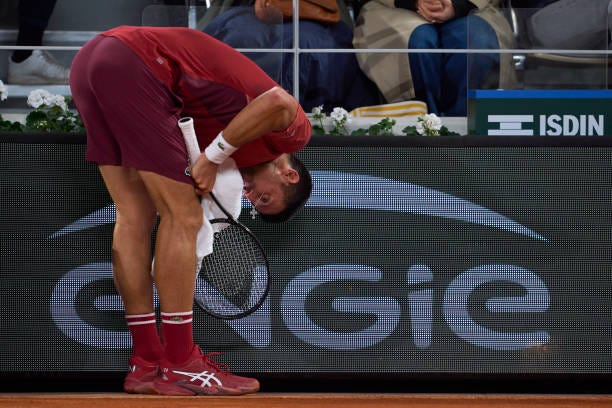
[0,0,610,135]
[196,4,291,96]
[495,5,609,90]
[467,5,611,136]
[142,3,208,28]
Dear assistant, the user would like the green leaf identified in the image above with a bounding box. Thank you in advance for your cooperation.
[402,125,419,136]
[25,110,47,129]
[312,125,326,135]
[351,128,369,136]
[367,124,381,136]
[378,117,396,133]
[439,125,461,136]
[0,120,24,132]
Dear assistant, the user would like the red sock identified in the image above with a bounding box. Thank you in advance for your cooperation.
[161,311,194,364]
[126,313,164,362]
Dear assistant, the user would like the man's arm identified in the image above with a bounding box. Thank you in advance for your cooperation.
[222,86,298,147]
[190,86,298,194]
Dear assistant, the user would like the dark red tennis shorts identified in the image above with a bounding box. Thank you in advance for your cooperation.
[69,35,192,184]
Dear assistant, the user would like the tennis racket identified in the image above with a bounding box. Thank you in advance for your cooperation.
[178,117,270,320]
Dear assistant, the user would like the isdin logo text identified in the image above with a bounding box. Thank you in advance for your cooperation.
[488,114,604,136]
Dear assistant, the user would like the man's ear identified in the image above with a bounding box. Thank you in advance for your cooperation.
[282,168,300,184]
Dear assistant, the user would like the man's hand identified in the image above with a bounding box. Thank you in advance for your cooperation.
[191,153,219,195]
[188,86,297,196]
[417,0,455,23]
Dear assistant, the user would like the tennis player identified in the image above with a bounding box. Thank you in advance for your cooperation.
[69,25,312,396]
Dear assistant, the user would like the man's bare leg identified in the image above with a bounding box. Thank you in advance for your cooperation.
[136,170,202,313]
[100,165,202,365]
[98,164,164,393]
[136,169,202,364]
[98,165,157,315]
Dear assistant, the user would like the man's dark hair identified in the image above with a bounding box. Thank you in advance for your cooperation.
[258,155,312,223]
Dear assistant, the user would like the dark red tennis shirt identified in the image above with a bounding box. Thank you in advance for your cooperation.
[101,26,311,168]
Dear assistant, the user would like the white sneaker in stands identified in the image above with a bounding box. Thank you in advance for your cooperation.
[8,50,70,85]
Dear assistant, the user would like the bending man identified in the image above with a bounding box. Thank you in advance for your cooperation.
[69,25,312,396]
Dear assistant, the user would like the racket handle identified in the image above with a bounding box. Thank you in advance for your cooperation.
[178,117,201,165]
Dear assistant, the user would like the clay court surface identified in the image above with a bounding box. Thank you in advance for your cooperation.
[1,393,611,408]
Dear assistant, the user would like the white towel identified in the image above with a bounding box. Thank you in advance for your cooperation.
[195,158,243,271]
[151,158,243,276]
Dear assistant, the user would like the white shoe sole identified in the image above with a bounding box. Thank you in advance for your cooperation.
[8,74,69,85]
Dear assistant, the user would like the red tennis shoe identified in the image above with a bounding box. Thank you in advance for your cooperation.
[123,356,159,394]
[153,346,260,396]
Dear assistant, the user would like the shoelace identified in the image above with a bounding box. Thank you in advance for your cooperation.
[204,352,230,372]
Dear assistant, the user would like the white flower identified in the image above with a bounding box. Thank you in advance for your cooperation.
[416,113,443,136]
[415,120,426,135]
[27,89,53,109]
[27,89,67,111]
[330,107,350,124]
[0,80,7,101]
[48,94,68,111]
[422,114,442,131]
[311,105,324,116]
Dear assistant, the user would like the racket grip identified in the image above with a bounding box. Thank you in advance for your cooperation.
[178,117,201,165]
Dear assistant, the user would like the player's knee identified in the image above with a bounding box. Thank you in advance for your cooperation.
[174,205,203,236]
[116,208,157,237]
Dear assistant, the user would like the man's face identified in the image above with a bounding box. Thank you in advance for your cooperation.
[242,161,288,215]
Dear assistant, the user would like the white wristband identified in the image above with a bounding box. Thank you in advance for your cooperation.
[204,131,237,164]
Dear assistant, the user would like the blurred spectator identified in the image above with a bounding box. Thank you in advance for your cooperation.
[202,2,383,111]
[353,0,516,116]
[8,0,70,84]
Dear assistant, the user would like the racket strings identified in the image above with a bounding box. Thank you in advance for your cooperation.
[195,222,268,317]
